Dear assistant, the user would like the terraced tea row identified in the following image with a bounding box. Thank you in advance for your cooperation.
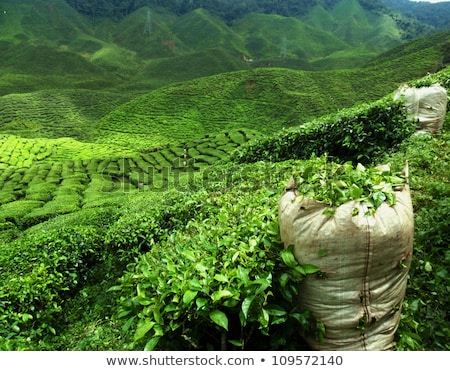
[97,97,281,150]
[0,134,137,168]
[97,66,430,151]
[0,90,130,140]
[0,135,56,168]
[0,129,258,227]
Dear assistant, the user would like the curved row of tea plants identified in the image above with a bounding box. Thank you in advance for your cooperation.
[0,160,320,351]
[231,97,416,165]
[232,66,450,166]
[0,66,449,351]
[0,128,260,229]
[2,118,448,351]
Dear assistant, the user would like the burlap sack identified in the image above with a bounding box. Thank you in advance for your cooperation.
[279,182,414,350]
[394,83,447,134]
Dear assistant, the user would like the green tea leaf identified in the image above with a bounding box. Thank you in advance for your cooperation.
[323,207,335,216]
[196,297,208,310]
[237,266,250,285]
[279,272,290,287]
[134,319,155,342]
[182,290,198,305]
[137,296,152,306]
[259,308,269,328]
[350,184,364,199]
[188,277,203,291]
[372,191,387,208]
[144,337,161,351]
[241,295,255,320]
[21,313,33,323]
[228,339,243,347]
[122,316,135,333]
[265,304,287,317]
[209,310,228,331]
[301,264,320,275]
[181,249,196,261]
[211,290,233,302]
[214,274,229,283]
[107,285,123,292]
[280,249,298,268]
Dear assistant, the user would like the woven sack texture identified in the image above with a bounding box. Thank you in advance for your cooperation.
[279,185,414,350]
[394,83,447,134]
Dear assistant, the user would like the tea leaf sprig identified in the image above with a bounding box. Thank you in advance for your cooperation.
[291,158,406,214]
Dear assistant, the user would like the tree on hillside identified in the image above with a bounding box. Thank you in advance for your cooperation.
[143,9,152,35]
[358,0,387,13]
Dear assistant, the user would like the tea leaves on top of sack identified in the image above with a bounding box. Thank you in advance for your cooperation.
[290,157,406,212]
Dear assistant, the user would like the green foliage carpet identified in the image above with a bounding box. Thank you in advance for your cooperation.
[0,0,449,351]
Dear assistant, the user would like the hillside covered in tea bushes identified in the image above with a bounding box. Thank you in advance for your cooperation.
[0,0,449,351]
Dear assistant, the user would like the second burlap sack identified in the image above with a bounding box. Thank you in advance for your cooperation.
[394,83,447,135]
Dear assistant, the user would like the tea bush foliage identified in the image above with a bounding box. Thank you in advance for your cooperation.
[0,225,105,345]
[110,185,321,351]
[231,97,416,165]
[377,122,450,351]
[0,62,449,350]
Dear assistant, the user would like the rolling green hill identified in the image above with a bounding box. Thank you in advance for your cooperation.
[231,12,350,61]
[0,0,444,96]
[307,0,400,51]
[0,0,92,46]
[364,30,450,72]
[111,6,182,59]
[2,53,439,154]
[0,89,130,140]
[172,9,247,54]
[94,67,413,151]
[0,0,128,94]
[1,30,446,151]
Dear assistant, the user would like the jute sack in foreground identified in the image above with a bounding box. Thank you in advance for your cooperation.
[279,181,414,350]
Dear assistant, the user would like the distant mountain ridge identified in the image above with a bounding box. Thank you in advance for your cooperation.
[0,0,447,95]
[381,0,450,31]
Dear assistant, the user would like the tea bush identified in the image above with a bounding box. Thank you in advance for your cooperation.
[0,225,105,346]
[111,188,321,351]
[0,200,44,225]
[231,98,416,165]
[378,122,450,351]
[104,191,215,256]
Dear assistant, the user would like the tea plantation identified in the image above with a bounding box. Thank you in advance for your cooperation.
[0,1,449,350]
[0,64,448,350]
